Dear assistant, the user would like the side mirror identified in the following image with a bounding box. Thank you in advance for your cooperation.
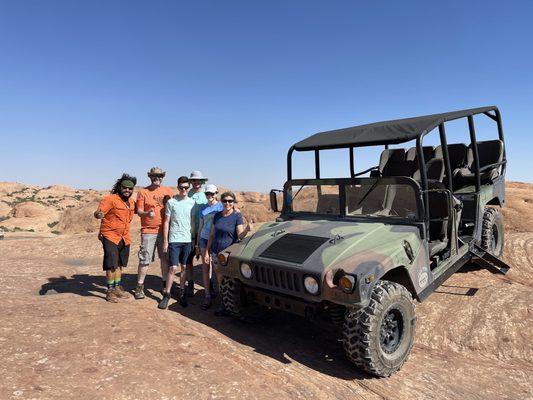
[269,190,280,212]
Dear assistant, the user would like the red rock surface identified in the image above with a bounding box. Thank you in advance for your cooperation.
[0,182,531,399]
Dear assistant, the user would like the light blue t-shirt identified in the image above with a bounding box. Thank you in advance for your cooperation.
[188,190,208,235]
[199,202,224,240]
[165,196,195,243]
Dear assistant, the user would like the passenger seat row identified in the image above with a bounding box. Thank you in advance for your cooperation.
[378,140,504,187]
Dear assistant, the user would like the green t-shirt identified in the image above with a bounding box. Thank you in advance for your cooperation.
[188,190,208,236]
[165,196,195,243]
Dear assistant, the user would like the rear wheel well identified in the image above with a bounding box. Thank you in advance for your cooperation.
[486,197,503,206]
[380,267,418,300]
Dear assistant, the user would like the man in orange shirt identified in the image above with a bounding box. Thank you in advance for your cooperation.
[94,173,137,303]
[134,167,174,299]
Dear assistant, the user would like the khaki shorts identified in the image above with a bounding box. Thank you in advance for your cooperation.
[138,233,165,265]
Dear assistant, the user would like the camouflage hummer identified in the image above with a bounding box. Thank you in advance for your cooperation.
[216,106,510,377]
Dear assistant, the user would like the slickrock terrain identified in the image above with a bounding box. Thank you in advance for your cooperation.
[0,182,531,399]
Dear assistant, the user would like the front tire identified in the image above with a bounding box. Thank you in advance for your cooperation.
[343,280,416,377]
[481,207,504,257]
[220,277,244,317]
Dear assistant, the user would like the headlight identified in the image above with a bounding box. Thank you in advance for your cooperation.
[217,252,229,266]
[339,274,356,293]
[303,275,319,295]
[240,263,252,279]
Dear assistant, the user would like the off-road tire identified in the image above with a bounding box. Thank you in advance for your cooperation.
[481,207,504,257]
[343,280,416,377]
[220,277,244,317]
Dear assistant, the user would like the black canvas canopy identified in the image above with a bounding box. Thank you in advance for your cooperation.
[293,106,498,151]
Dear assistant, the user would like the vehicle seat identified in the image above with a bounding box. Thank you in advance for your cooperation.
[379,148,414,177]
[456,140,504,184]
[412,158,445,182]
[408,146,434,179]
[435,143,468,188]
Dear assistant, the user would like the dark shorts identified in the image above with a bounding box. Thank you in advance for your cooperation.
[169,242,192,266]
[101,236,130,271]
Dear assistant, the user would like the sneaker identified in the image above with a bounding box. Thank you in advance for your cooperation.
[134,284,145,300]
[186,280,195,297]
[158,293,171,309]
[114,285,128,299]
[179,294,188,308]
[106,289,119,303]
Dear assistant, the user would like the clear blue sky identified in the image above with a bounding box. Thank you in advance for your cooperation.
[1,1,532,192]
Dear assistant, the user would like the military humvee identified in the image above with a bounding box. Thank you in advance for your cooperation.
[216,106,510,377]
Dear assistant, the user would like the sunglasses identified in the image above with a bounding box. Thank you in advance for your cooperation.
[205,192,216,196]
[150,174,165,178]
[121,186,133,191]
[178,185,190,190]
[221,199,234,204]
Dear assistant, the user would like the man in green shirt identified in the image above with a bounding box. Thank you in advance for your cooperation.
[184,170,208,297]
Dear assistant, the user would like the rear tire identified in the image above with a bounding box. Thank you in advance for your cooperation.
[481,207,504,257]
[343,280,416,377]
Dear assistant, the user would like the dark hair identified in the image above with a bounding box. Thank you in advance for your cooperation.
[220,191,237,202]
[177,176,189,185]
[111,173,137,194]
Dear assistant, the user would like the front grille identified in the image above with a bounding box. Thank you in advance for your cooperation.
[252,263,302,293]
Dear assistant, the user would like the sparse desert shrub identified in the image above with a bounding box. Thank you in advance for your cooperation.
[0,216,9,222]
[47,221,59,228]
[51,230,60,235]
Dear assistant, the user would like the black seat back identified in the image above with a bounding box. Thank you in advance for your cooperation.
[406,146,434,162]
[468,139,504,170]
[428,190,450,242]
[379,148,414,177]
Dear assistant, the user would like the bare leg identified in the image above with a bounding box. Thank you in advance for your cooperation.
[165,266,177,294]
[179,264,187,293]
[137,264,149,285]
[160,255,168,283]
[115,267,122,284]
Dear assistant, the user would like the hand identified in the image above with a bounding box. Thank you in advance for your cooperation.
[148,209,155,219]
[163,241,169,253]
[205,253,211,265]
[247,219,254,233]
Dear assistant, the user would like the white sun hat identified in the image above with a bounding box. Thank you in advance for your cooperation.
[205,184,218,193]
[189,170,208,181]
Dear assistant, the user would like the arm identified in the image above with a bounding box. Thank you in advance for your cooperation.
[94,197,111,219]
[135,192,155,217]
[236,214,252,240]
[163,202,171,252]
[205,224,215,264]
[196,217,204,247]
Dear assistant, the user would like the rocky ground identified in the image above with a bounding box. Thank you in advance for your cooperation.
[0,182,531,399]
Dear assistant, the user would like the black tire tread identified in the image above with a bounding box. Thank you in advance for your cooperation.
[480,207,504,257]
[220,277,243,317]
[342,280,415,377]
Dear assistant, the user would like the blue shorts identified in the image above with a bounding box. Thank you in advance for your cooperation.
[168,242,192,266]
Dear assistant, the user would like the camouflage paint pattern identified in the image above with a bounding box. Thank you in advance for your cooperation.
[220,217,431,308]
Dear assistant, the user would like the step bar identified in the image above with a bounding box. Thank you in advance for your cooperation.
[470,244,510,275]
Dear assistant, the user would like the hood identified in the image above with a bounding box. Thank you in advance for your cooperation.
[232,218,421,274]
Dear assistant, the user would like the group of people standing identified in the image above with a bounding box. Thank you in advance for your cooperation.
[94,168,252,314]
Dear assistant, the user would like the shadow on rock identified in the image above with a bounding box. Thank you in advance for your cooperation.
[177,298,369,381]
[38,273,162,300]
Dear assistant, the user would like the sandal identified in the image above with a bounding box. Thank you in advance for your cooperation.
[201,296,212,310]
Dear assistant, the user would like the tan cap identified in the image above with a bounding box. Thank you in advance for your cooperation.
[148,167,166,177]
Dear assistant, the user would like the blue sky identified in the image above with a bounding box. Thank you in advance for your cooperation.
[1,1,532,192]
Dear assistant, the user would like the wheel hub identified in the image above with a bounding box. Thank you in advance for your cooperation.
[379,308,404,354]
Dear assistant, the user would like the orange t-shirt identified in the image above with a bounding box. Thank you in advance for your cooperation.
[98,194,136,245]
[136,186,174,234]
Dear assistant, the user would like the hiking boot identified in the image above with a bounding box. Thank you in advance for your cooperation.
[158,293,171,309]
[179,294,188,308]
[134,284,145,300]
[186,280,195,297]
[106,289,119,303]
[114,285,128,299]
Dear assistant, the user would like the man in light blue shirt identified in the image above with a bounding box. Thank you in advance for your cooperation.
[159,176,195,310]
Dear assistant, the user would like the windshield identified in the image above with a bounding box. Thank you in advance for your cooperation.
[286,179,420,219]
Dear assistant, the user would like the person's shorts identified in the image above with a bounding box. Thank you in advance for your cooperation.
[101,236,130,271]
[138,233,165,265]
[198,237,209,250]
[168,242,192,266]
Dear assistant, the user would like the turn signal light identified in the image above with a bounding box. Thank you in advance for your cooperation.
[339,275,356,293]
